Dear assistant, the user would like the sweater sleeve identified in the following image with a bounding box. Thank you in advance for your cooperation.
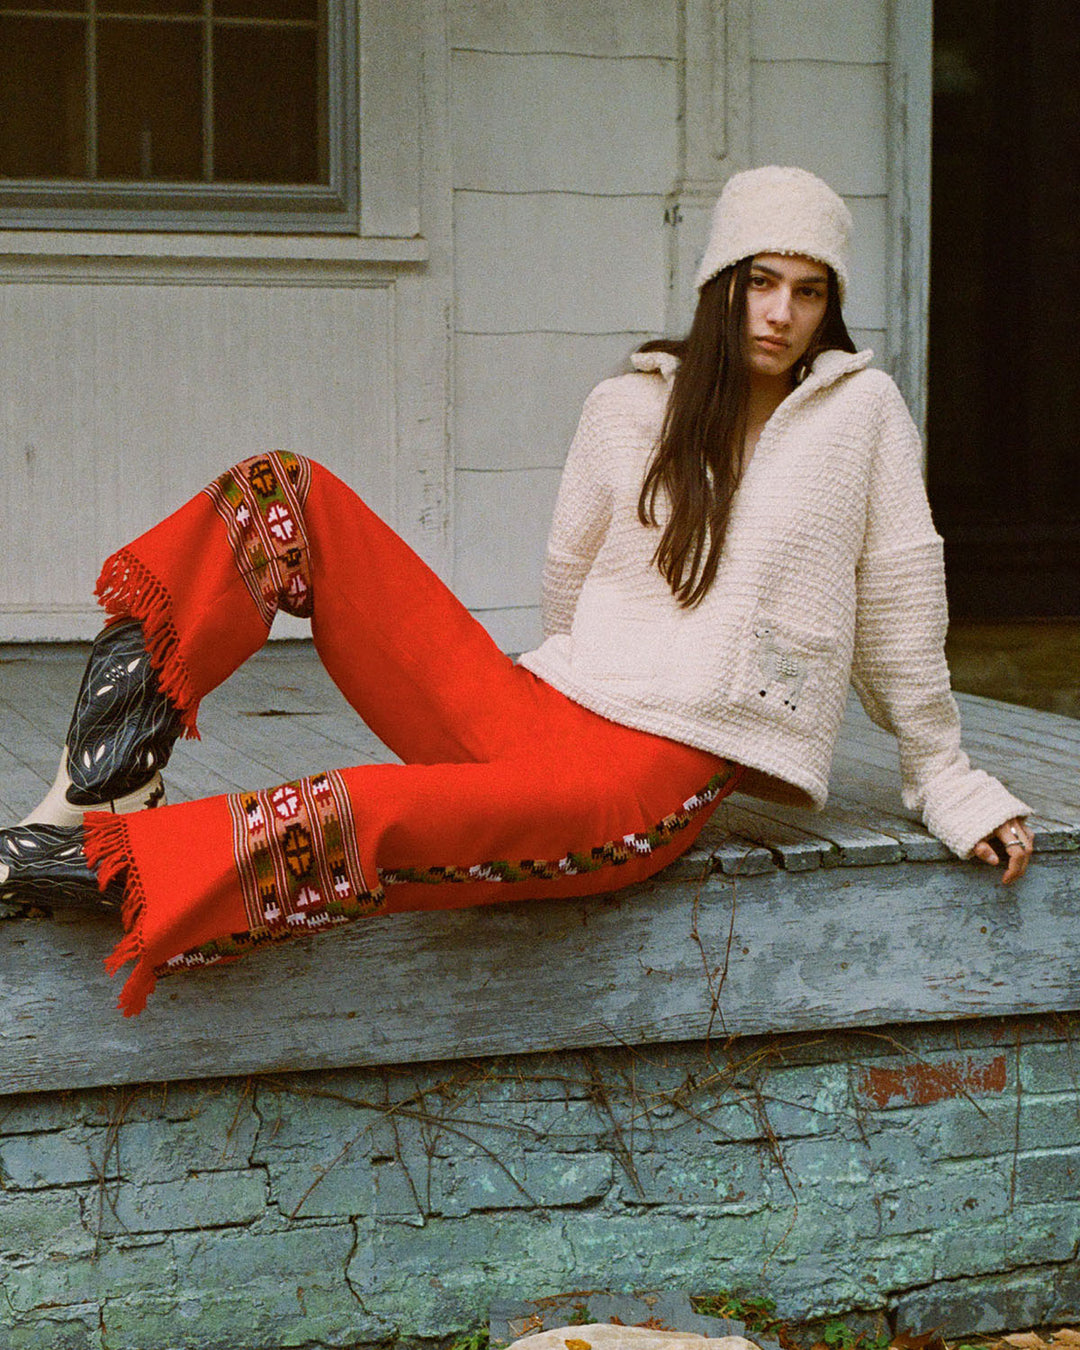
[849,378,1030,857]
[540,387,614,637]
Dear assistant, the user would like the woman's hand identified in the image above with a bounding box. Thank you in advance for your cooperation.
[971,817,1033,885]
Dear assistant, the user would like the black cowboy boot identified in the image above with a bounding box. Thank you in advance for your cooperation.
[0,824,123,912]
[20,619,183,829]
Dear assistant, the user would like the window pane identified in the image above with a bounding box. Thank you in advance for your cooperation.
[0,17,86,177]
[97,20,202,179]
[99,0,201,16]
[213,27,321,183]
[214,0,318,22]
[0,0,85,13]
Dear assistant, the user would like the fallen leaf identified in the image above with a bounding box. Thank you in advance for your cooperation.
[565,1340,592,1350]
[1003,1335,1048,1349]
[894,1332,949,1350]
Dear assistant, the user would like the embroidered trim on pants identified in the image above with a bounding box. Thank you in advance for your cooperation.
[204,452,314,625]
[160,770,382,978]
[380,766,739,887]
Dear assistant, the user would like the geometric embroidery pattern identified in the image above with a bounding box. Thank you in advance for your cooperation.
[228,769,381,933]
[159,769,382,980]
[380,764,741,887]
[204,451,314,626]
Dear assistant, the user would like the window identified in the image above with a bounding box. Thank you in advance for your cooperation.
[0,0,357,230]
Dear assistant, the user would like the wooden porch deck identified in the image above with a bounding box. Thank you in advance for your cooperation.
[1,642,1077,1097]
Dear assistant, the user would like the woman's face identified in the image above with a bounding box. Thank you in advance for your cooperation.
[743,252,830,381]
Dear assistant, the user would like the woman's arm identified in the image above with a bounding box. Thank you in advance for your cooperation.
[848,378,1031,877]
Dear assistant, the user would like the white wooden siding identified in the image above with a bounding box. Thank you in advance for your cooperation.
[454,194,670,335]
[448,2,678,58]
[454,333,642,472]
[450,0,681,651]
[750,0,887,63]
[748,1,890,356]
[452,52,678,195]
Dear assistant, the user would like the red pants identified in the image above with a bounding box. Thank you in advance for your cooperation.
[84,454,741,1013]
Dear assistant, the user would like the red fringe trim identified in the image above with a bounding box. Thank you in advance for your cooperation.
[95,547,201,740]
[84,812,157,1017]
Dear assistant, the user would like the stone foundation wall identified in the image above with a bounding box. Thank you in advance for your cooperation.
[2,1014,1079,1349]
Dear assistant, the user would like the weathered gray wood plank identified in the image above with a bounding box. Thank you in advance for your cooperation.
[1,853,1077,1096]
[711,800,830,871]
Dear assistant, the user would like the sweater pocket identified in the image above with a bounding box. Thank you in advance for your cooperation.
[728,607,839,733]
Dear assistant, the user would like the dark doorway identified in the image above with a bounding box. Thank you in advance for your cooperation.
[928,0,1079,618]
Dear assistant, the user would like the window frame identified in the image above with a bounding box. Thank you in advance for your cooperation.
[0,0,359,233]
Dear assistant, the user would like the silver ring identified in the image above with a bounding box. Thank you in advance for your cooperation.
[1004,840,1025,851]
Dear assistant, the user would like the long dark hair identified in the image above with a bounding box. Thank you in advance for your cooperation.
[637,258,856,607]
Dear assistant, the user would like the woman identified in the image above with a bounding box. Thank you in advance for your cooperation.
[0,166,1032,1015]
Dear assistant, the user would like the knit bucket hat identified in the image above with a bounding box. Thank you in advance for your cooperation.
[694,165,853,302]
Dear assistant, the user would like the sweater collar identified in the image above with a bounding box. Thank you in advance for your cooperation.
[630,345,874,391]
[799,346,874,390]
[630,348,680,384]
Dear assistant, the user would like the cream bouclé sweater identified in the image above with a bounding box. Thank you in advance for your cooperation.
[518,347,1029,858]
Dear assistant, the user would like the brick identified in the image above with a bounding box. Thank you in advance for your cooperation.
[0,1305,100,1350]
[414,1095,607,1156]
[251,1091,374,1218]
[929,1091,1080,1161]
[628,1142,769,1210]
[565,1208,767,1283]
[432,1150,612,1215]
[1013,1146,1080,1201]
[763,1061,853,1120]
[1051,1260,1080,1322]
[97,1170,266,1235]
[1021,1040,1080,1093]
[893,1268,1062,1337]
[933,1219,1009,1278]
[872,1162,1011,1236]
[176,1222,355,1294]
[0,1094,86,1136]
[81,1079,242,1128]
[358,1211,579,1339]
[0,1190,93,1260]
[853,1052,1011,1110]
[371,1156,430,1220]
[116,1092,259,1181]
[931,1096,1015,1158]
[778,1137,873,1189]
[853,1127,926,1180]
[4,1236,176,1316]
[857,1235,936,1292]
[1005,1201,1080,1265]
[101,1286,382,1350]
[0,1131,103,1189]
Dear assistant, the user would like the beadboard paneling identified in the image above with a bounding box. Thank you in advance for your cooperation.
[452,52,677,195]
[0,281,395,639]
